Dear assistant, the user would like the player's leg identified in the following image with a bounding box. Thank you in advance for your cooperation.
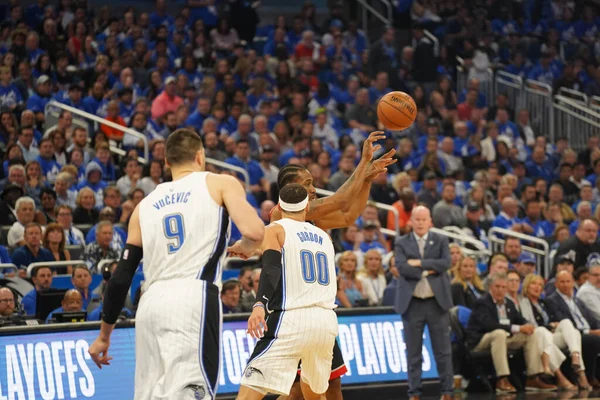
[237,385,267,400]
[300,378,326,400]
[276,366,304,400]
[325,340,347,400]
[241,311,299,397]
[133,290,162,400]
[299,309,338,400]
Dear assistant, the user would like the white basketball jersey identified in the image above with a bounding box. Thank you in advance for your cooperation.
[271,219,337,311]
[139,172,230,289]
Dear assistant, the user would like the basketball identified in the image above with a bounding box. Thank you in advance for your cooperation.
[377,91,418,131]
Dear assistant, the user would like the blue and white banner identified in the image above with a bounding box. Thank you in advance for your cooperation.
[0,313,438,398]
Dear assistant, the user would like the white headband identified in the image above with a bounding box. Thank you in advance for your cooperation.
[279,195,309,212]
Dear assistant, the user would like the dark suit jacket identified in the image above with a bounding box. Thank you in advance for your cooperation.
[451,282,483,310]
[466,293,526,349]
[544,291,599,331]
[394,231,452,315]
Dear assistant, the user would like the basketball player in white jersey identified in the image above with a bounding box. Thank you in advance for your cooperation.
[88,128,265,400]
[236,183,338,400]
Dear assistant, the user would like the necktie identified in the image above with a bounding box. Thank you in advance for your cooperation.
[418,237,425,258]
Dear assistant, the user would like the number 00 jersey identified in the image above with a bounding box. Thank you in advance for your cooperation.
[270,219,337,311]
[139,172,230,289]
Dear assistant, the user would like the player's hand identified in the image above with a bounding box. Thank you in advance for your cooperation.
[89,337,113,369]
[227,240,262,260]
[361,131,386,162]
[247,306,267,339]
[366,148,397,181]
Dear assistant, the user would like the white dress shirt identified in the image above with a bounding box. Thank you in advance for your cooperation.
[576,281,600,323]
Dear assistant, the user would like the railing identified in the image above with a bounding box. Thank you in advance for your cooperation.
[591,96,600,113]
[424,30,439,58]
[487,227,551,278]
[430,227,491,263]
[314,188,400,236]
[0,264,18,275]
[46,101,150,164]
[523,79,554,141]
[553,95,600,151]
[356,0,392,37]
[495,70,524,111]
[206,157,251,192]
[26,260,87,277]
[557,87,588,104]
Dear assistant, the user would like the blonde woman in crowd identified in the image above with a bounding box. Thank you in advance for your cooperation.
[519,274,591,390]
[450,255,484,309]
[336,251,367,308]
[449,243,463,277]
[358,249,387,306]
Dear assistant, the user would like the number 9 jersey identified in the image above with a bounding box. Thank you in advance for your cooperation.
[138,171,231,290]
[271,219,337,311]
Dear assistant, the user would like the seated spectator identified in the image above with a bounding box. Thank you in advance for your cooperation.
[150,76,184,122]
[569,201,593,235]
[56,205,85,246]
[574,267,589,290]
[432,183,466,228]
[417,172,441,210]
[42,222,71,266]
[72,187,99,225]
[138,160,164,196]
[505,270,523,312]
[221,279,241,314]
[92,143,116,182]
[449,243,464,275]
[7,196,36,248]
[387,188,415,234]
[555,219,600,269]
[482,253,509,290]
[327,156,355,192]
[40,188,57,224]
[71,265,100,311]
[0,287,16,318]
[545,255,575,296]
[86,207,126,252]
[240,268,261,312]
[11,223,53,277]
[545,271,600,386]
[358,220,389,254]
[337,251,367,308]
[116,158,141,198]
[514,252,537,279]
[492,197,529,233]
[84,220,120,273]
[45,289,84,323]
[576,264,600,324]
[54,172,77,210]
[16,126,39,163]
[102,186,129,224]
[503,236,522,265]
[87,292,133,321]
[519,274,589,389]
[467,273,556,392]
[548,184,577,223]
[225,139,267,202]
[21,265,53,316]
[358,249,387,306]
[451,256,484,309]
[36,138,61,184]
[238,266,253,299]
[24,161,45,204]
[76,161,107,206]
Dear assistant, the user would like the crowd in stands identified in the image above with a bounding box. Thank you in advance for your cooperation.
[0,0,598,390]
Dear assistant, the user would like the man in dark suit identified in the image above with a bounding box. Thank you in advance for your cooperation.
[467,273,555,392]
[545,271,600,388]
[394,206,453,400]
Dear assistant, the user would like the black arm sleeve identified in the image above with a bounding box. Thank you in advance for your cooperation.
[255,249,282,309]
[102,244,143,324]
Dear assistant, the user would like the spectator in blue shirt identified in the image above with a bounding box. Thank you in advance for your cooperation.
[521,199,554,237]
[494,108,519,140]
[82,81,107,115]
[76,162,108,206]
[11,223,54,276]
[492,197,528,233]
[149,0,174,29]
[279,135,310,166]
[25,75,51,124]
[71,265,100,311]
[458,78,487,109]
[527,52,560,85]
[45,289,84,323]
[569,201,593,235]
[20,265,53,316]
[36,138,61,184]
[358,220,388,255]
[225,139,267,202]
[87,301,133,321]
[0,66,23,111]
[526,146,554,183]
[368,71,392,104]
[585,159,600,187]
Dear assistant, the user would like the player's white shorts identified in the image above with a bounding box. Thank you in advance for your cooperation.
[134,279,221,400]
[241,307,338,396]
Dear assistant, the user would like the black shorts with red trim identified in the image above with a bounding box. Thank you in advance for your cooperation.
[295,339,347,382]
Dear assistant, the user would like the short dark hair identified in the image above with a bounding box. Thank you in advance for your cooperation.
[279,183,308,206]
[71,265,90,278]
[222,279,241,294]
[277,164,306,190]
[574,266,589,281]
[239,266,253,278]
[236,138,250,146]
[504,236,520,245]
[31,265,51,278]
[40,187,57,200]
[166,128,203,167]
[24,222,42,234]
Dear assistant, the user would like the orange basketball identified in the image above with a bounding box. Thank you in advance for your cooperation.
[377,91,418,131]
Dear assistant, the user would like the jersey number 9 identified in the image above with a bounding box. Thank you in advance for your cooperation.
[163,213,185,253]
[300,250,330,285]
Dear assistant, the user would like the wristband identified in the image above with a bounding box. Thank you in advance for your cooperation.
[253,302,265,309]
